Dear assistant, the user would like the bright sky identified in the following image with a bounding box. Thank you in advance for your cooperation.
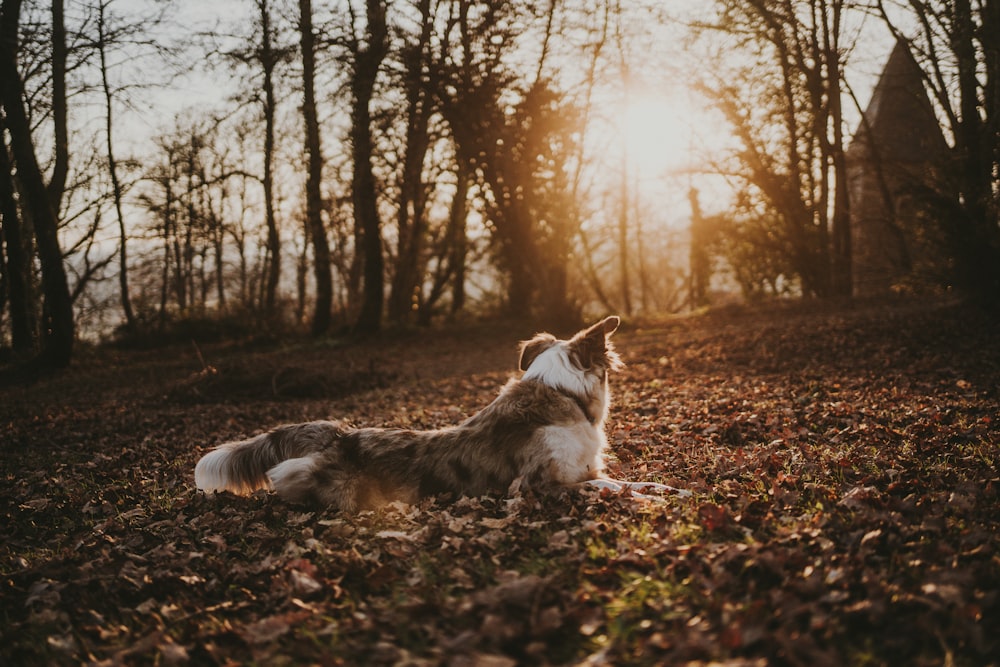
[568,0,897,234]
[112,0,898,234]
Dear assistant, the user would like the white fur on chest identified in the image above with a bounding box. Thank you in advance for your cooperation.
[540,421,607,484]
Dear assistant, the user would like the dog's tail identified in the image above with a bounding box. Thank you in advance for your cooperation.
[194,420,346,496]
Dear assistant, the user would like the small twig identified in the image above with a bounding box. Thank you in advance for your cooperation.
[191,339,216,376]
[191,339,209,372]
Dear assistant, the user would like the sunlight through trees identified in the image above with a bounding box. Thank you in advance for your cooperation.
[2,0,998,367]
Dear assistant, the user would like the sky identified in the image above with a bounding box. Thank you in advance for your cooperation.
[100,0,901,236]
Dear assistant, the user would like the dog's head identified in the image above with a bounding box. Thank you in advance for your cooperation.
[518,316,623,423]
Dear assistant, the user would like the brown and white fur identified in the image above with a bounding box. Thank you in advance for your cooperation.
[194,316,682,511]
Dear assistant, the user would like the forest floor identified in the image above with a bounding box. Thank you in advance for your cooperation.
[1,297,998,666]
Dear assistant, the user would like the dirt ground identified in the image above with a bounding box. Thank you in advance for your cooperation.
[2,299,998,665]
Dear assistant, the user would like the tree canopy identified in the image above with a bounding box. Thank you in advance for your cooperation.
[2,0,998,367]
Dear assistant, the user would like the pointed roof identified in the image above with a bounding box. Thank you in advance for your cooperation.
[849,39,950,163]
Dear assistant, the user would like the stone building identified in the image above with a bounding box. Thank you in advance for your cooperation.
[846,39,952,295]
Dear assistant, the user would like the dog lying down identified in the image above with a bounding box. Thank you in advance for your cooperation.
[194,316,687,511]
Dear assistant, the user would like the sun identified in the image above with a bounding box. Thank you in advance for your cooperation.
[605,87,737,228]
[620,92,701,178]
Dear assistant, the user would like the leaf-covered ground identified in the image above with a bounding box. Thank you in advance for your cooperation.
[2,299,998,666]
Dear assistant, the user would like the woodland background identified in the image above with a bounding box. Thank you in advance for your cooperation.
[2,0,999,375]
[2,1,1000,664]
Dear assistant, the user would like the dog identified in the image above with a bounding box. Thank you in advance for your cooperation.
[194,316,682,511]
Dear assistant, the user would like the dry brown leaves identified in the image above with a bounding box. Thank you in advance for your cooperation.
[1,299,998,665]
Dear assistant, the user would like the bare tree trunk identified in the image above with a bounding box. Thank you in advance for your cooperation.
[824,0,851,297]
[299,0,332,335]
[232,180,251,309]
[204,178,226,312]
[687,187,711,308]
[96,0,136,331]
[0,124,35,351]
[158,183,172,329]
[618,142,632,316]
[388,0,433,325]
[986,0,1000,216]
[260,0,281,317]
[351,0,388,334]
[177,140,199,314]
[0,0,74,369]
[951,0,998,296]
[953,0,987,229]
[197,246,208,312]
[570,0,612,314]
[449,158,469,316]
[295,230,307,324]
[0,227,6,339]
[614,10,633,316]
[47,0,68,214]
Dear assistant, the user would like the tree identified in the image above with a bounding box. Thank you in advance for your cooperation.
[139,123,222,323]
[700,0,853,299]
[0,114,36,352]
[218,0,288,319]
[824,1,852,296]
[346,0,388,334]
[258,0,282,317]
[93,0,136,332]
[0,0,74,369]
[435,0,580,321]
[614,8,633,315]
[298,0,332,335]
[875,0,1000,301]
[688,187,712,307]
[387,0,435,325]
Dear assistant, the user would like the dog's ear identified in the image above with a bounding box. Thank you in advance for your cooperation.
[572,316,621,369]
[519,333,557,371]
[580,316,620,342]
[597,315,620,336]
